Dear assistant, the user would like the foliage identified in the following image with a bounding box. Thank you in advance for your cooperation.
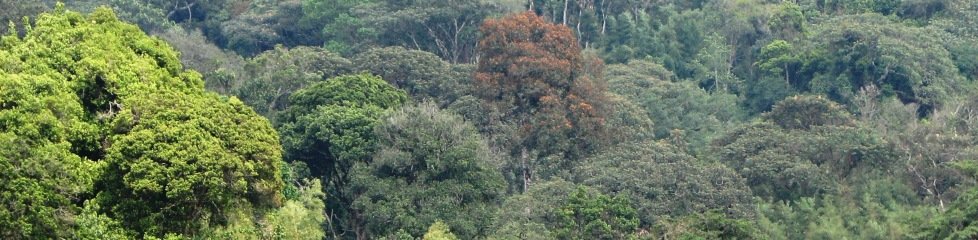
[800,13,965,111]
[263,179,327,240]
[0,6,284,238]
[575,141,754,225]
[607,59,745,152]
[475,11,610,191]
[278,73,406,177]
[764,95,854,130]
[655,210,758,240]
[276,73,407,239]
[489,179,578,240]
[423,220,460,240]
[7,1,978,239]
[917,160,978,239]
[236,45,352,117]
[154,26,245,95]
[757,187,927,240]
[351,102,505,239]
[221,0,313,56]
[301,0,520,61]
[0,0,47,34]
[99,90,283,236]
[554,187,640,240]
[353,46,453,101]
[713,116,897,201]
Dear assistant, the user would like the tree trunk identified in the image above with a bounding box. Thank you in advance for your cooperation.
[562,0,569,25]
[521,147,531,192]
[784,62,790,86]
[576,5,583,43]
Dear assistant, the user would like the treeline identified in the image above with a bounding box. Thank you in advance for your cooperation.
[1,0,978,239]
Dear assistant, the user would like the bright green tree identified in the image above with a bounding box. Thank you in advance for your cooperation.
[554,187,640,240]
[0,6,287,238]
[423,220,460,240]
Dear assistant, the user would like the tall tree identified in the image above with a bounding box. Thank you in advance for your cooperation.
[277,73,408,239]
[0,6,288,238]
[474,11,609,192]
[350,102,505,239]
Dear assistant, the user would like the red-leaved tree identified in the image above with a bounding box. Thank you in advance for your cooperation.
[475,11,609,192]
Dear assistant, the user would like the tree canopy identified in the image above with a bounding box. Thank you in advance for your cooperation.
[5,1,978,239]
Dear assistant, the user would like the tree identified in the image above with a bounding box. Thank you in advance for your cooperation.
[235,45,352,117]
[575,141,754,225]
[554,187,640,240]
[763,95,854,130]
[263,179,328,240]
[916,160,978,239]
[352,47,452,101]
[0,74,99,238]
[746,40,805,112]
[0,6,285,238]
[350,102,505,239]
[220,0,314,56]
[488,179,576,240]
[298,0,377,55]
[656,210,759,240]
[872,97,978,212]
[154,26,246,95]
[474,11,609,191]
[301,0,521,62]
[423,221,460,240]
[692,33,740,93]
[0,0,47,34]
[713,102,897,201]
[769,2,806,41]
[99,90,284,236]
[757,40,801,89]
[606,59,744,153]
[603,93,656,144]
[801,14,964,112]
[277,73,407,239]
[373,0,522,63]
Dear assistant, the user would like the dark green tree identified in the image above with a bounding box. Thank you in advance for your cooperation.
[801,14,964,112]
[575,141,754,225]
[763,95,854,130]
[353,47,453,101]
[351,102,505,239]
[606,59,744,153]
[656,210,759,240]
[917,160,978,239]
[277,73,407,239]
[236,45,352,117]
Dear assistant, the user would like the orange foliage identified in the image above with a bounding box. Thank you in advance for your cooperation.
[474,11,610,156]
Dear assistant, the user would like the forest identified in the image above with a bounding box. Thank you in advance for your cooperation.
[1,0,978,239]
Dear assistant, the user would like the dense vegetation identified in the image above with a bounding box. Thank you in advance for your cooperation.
[2,0,978,239]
